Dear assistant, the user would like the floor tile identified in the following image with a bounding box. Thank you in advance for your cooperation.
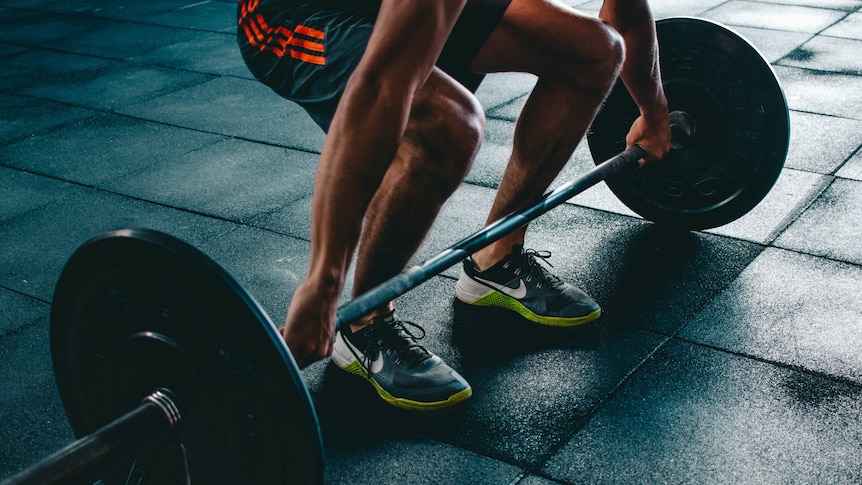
[775,66,862,120]
[474,73,536,113]
[321,436,523,485]
[0,190,238,300]
[543,339,862,484]
[648,0,728,19]
[197,226,313,325]
[0,167,78,222]
[731,26,811,63]
[836,148,862,181]
[822,12,862,40]
[0,49,113,93]
[706,168,829,244]
[0,320,75,476]
[249,195,314,242]
[779,36,862,74]
[703,1,846,33]
[0,11,103,47]
[0,289,47,335]
[680,248,862,383]
[782,111,862,174]
[118,76,326,151]
[774,178,862,265]
[0,0,109,13]
[18,62,212,112]
[0,95,96,147]
[88,0,201,21]
[105,139,318,223]
[52,19,202,60]
[129,31,247,76]
[145,0,237,33]
[0,114,224,185]
[0,42,26,60]
[756,0,860,10]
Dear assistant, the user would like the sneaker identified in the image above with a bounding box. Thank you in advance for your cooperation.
[331,312,472,410]
[455,246,601,326]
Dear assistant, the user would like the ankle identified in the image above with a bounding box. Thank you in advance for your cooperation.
[348,307,394,333]
[472,244,521,271]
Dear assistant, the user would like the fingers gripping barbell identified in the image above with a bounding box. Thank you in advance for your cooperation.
[1,17,788,485]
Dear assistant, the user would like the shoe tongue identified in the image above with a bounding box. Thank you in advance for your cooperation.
[374,316,432,366]
[370,312,396,326]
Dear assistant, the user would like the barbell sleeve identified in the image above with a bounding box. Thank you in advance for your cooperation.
[2,390,182,485]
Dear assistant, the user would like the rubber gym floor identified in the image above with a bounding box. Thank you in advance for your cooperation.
[2,0,861,483]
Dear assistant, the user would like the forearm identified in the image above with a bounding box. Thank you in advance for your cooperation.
[600,1,667,120]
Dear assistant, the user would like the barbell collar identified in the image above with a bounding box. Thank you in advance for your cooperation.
[1,391,181,485]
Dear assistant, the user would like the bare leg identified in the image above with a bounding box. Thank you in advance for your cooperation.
[468,0,625,269]
[350,69,484,328]
[285,68,483,356]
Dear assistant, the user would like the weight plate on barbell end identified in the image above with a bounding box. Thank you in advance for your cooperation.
[49,228,324,484]
[587,17,790,230]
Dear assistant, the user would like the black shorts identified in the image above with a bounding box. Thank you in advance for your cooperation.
[238,0,512,131]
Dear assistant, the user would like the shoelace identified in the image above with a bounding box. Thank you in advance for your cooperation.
[361,318,431,368]
[521,249,564,289]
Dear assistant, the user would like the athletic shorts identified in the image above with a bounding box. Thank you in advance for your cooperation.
[237,0,512,131]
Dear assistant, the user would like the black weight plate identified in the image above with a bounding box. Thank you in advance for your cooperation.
[50,229,324,484]
[588,17,790,230]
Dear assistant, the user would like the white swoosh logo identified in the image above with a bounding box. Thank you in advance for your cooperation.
[342,334,385,373]
[475,277,527,299]
[368,352,384,374]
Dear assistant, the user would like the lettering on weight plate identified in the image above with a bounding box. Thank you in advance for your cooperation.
[633,167,685,198]
[716,68,747,111]
[693,177,720,197]
[159,283,174,322]
[666,47,698,70]
[733,129,762,146]
[728,131,761,168]
[634,166,739,202]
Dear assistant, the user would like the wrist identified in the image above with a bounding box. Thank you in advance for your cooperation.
[640,91,669,122]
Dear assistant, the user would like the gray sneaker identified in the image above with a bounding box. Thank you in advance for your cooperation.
[455,246,601,326]
[331,312,472,410]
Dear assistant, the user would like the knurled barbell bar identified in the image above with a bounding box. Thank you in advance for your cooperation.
[0,17,788,485]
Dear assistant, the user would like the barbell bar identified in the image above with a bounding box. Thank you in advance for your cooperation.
[0,16,789,485]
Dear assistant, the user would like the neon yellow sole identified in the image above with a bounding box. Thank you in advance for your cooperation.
[458,291,601,327]
[340,361,473,411]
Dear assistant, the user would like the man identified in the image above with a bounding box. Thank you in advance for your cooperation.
[238,0,670,410]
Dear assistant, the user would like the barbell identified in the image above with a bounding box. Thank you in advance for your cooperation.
[0,17,789,485]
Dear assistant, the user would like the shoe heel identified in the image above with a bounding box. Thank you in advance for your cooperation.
[454,272,492,303]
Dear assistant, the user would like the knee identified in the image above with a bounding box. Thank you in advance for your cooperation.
[597,22,625,78]
[418,87,485,163]
[556,20,624,91]
[405,87,485,190]
[578,21,625,89]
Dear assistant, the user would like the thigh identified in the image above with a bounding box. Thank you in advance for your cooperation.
[437,0,512,92]
[471,0,616,76]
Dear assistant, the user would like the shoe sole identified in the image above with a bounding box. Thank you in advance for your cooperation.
[337,360,473,411]
[331,335,472,411]
[456,290,601,327]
